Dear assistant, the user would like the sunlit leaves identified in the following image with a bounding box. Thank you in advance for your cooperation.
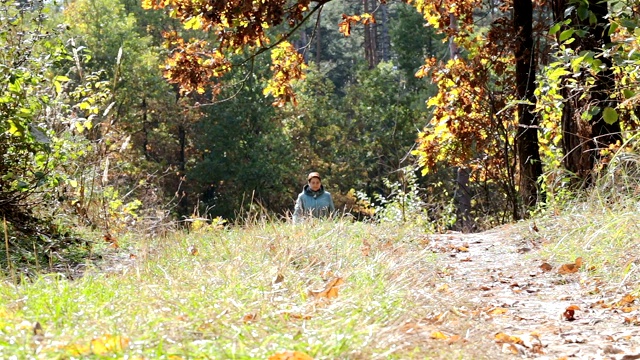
[338,13,376,37]
[264,41,307,106]
[142,0,317,103]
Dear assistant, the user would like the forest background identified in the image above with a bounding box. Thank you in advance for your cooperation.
[2,0,640,264]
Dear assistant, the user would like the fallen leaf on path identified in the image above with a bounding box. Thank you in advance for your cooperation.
[558,257,582,274]
[495,332,524,345]
[430,331,449,340]
[617,294,636,307]
[540,263,553,272]
[268,350,313,360]
[624,316,640,325]
[563,305,580,321]
[489,307,508,315]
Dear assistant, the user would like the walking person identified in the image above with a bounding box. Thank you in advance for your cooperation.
[292,172,336,223]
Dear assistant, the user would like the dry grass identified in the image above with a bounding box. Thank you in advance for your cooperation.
[0,219,499,359]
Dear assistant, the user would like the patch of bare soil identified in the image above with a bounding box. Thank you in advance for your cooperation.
[424,226,640,359]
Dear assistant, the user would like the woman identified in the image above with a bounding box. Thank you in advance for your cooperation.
[293,172,336,223]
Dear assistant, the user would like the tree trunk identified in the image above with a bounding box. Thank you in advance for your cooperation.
[552,0,622,185]
[514,0,542,210]
[379,3,391,62]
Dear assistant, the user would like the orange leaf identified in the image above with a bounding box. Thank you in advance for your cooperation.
[558,257,582,274]
[539,263,553,272]
[617,294,636,306]
[310,277,344,300]
[268,350,313,360]
[563,305,579,321]
[494,332,523,345]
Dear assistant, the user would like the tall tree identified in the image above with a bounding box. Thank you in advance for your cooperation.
[514,0,543,208]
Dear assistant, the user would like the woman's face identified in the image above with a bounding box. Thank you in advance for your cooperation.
[309,177,321,191]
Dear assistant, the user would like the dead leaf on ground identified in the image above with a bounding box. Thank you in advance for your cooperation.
[103,233,119,249]
[558,257,583,274]
[617,294,636,307]
[563,305,580,321]
[430,330,449,340]
[488,307,509,315]
[188,244,198,255]
[273,273,284,284]
[495,332,524,345]
[309,277,344,300]
[540,262,553,272]
[625,316,640,325]
[268,350,314,360]
[242,313,258,323]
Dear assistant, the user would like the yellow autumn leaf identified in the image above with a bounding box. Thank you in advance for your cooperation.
[489,307,508,315]
[431,331,449,340]
[90,334,130,355]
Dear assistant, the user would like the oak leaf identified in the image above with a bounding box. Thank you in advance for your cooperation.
[558,257,582,274]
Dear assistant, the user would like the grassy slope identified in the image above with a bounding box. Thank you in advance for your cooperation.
[0,220,482,359]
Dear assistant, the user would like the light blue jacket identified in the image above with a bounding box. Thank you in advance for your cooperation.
[293,185,335,223]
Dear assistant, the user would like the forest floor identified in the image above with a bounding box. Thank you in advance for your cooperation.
[424,225,640,359]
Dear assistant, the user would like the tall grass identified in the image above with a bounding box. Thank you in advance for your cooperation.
[0,219,493,359]
[534,150,640,293]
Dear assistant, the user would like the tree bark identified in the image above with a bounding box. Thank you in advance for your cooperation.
[514,0,543,210]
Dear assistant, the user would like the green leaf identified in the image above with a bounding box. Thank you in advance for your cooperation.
[623,89,635,99]
[549,23,561,35]
[577,6,589,21]
[588,12,597,25]
[603,107,618,124]
[559,29,575,42]
[608,22,618,36]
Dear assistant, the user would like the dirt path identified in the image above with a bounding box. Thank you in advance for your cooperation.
[425,226,640,359]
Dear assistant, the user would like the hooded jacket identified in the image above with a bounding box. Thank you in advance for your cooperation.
[292,184,335,223]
